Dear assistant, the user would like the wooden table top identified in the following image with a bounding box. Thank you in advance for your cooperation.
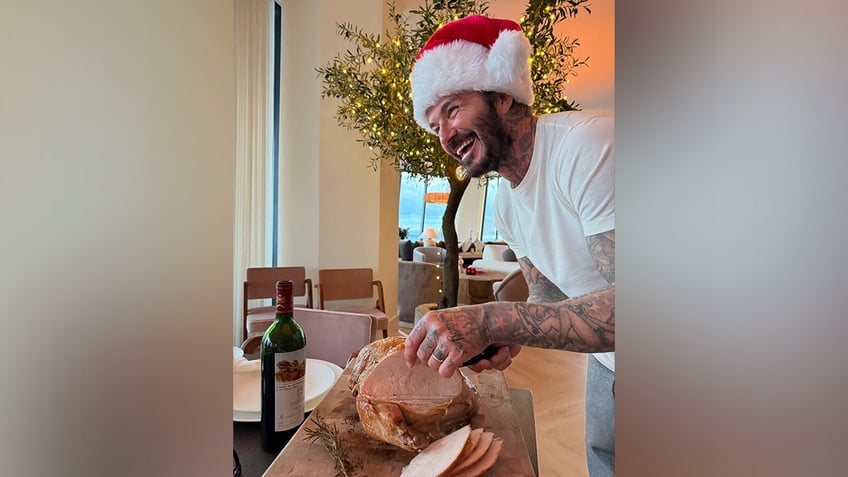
[460,269,508,281]
[262,362,535,476]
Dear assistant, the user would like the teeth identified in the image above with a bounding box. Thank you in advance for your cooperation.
[455,138,474,157]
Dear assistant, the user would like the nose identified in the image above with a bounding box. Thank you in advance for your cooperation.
[438,122,454,152]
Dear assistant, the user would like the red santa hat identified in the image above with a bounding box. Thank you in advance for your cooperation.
[410,15,534,132]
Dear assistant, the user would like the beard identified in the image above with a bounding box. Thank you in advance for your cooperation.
[452,102,512,178]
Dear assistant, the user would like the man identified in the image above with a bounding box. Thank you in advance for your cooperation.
[402,15,615,476]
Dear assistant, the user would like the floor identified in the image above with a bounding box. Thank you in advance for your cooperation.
[502,346,589,477]
[399,324,590,477]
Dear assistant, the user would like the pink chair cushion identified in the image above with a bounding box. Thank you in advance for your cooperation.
[247,306,386,339]
[245,307,276,335]
[329,305,388,330]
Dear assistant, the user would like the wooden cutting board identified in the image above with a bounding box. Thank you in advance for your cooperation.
[262,362,535,476]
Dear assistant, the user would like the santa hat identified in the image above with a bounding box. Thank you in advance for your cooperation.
[410,15,534,132]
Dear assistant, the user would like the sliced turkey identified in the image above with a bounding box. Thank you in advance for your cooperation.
[400,424,472,477]
[400,424,503,477]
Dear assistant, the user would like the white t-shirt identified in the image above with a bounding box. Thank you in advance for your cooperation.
[495,109,615,371]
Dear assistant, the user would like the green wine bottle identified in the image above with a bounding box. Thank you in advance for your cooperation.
[259,280,307,452]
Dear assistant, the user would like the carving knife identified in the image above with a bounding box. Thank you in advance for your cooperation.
[461,345,501,367]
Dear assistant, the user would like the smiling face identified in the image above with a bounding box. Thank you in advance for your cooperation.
[425,92,513,178]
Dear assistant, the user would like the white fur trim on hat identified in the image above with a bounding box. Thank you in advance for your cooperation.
[411,25,533,133]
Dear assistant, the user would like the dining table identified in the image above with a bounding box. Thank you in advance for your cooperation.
[233,344,538,477]
[457,268,509,305]
[237,359,537,476]
[232,348,344,477]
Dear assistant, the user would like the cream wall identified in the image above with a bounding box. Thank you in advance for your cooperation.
[1,1,234,474]
[279,0,399,317]
[278,0,322,273]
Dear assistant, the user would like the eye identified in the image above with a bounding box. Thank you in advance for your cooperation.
[447,105,458,118]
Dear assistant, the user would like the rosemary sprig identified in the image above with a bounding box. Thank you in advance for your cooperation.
[303,413,361,477]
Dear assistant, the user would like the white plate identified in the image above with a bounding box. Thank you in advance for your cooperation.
[232,358,343,422]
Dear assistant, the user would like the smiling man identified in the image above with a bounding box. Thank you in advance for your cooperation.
[404,15,616,477]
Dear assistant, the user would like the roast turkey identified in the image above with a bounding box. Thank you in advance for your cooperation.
[349,336,480,451]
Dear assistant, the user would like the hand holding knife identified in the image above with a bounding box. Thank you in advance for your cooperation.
[399,329,505,369]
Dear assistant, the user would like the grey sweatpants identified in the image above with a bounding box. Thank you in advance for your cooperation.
[586,354,615,476]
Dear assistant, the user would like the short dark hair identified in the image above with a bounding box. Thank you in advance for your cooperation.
[481,91,533,116]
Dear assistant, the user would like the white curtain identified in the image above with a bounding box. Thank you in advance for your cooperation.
[234,0,274,344]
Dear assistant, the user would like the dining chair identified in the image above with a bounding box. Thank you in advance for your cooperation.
[239,307,376,368]
[315,268,389,338]
[397,260,441,326]
[242,266,313,340]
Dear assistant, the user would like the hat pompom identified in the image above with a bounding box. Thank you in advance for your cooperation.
[486,29,531,84]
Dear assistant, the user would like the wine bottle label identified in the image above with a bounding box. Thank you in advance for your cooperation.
[272,349,306,431]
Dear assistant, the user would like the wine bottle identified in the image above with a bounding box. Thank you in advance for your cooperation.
[260,280,307,452]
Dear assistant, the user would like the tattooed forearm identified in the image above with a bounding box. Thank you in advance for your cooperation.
[439,307,492,356]
[518,257,569,303]
[587,230,615,285]
[483,286,615,353]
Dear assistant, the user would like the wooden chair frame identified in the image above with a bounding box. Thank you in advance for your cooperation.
[315,268,388,338]
[242,266,313,339]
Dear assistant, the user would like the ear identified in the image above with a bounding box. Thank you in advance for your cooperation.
[494,93,514,115]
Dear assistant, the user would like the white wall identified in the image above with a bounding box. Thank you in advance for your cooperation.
[316,0,383,270]
[279,0,398,316]
[278,0,322,272]
[0,1,234,474]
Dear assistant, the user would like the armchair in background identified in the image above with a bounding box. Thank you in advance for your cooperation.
[397,260,442,326]
[471,243,521,274]
[492,268,530,302]
[413,246,447,266]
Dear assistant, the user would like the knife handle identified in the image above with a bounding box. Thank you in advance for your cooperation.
[461,345,501,367]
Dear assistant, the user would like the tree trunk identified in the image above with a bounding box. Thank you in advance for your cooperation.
[438,164,470,309]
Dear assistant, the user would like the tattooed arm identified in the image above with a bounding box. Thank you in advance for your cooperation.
[485,230,615,351]
[518,256,569,303]
[587,230,615,286]
[485,231,612,349]
[404,231,615,377]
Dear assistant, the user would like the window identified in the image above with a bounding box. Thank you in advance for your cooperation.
[399,174,502,244]
[480,176,500,242]
[398,173,449,241]
[270,1,282,265]
[398,172,426,239]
